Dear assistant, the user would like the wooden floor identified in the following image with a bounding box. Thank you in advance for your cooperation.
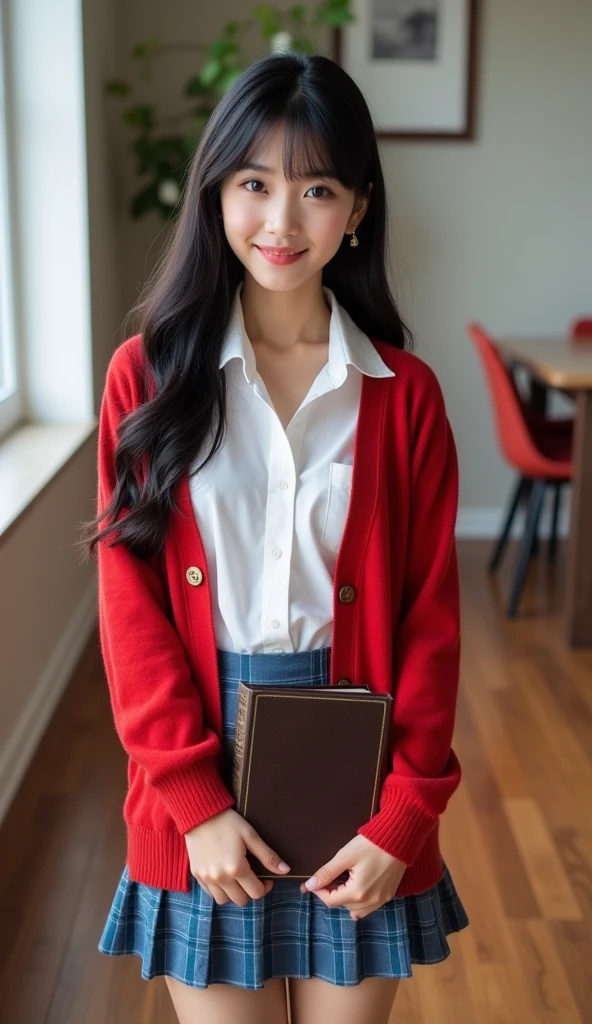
[0,539,591,1023]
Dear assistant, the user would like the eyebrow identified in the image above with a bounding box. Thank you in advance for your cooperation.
[236,160,337,180]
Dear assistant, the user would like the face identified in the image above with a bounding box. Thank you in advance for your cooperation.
[218,123,371,291]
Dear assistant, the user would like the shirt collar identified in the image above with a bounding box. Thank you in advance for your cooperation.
[218,280,396,387]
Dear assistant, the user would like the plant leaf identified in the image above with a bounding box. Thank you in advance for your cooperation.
[217,67,244,92]
[200,58,221,86]
[292,36,316,53]
[130,181,160,219]
[184,75,210,97]
[252,3,281,38]
[123,104,156,130]
[105,79,133,98]
[130,35,161,60]
[288,5,307,24]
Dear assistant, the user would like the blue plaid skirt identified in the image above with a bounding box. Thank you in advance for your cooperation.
[98,647,469,989]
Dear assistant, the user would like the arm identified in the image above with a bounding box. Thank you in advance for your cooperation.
[357,366,462,865]
[97,346,235,834]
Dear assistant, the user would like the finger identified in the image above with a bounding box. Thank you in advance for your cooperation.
[313,885,373,910]
[300,878,348,895]
[245,828,291,876]
[208,881,231,905]
[227,865,277,903]
[235,868,273,901]
[348,902,380,919]
[303,860,350,892]
[222,879,254,906]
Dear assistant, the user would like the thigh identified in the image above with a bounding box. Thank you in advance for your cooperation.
[165,974,289,1024]
[288,976,401,1024]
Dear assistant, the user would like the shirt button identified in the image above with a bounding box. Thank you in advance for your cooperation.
[338,584,356,603]
[271,619,280,628]
[186,566,204,586]
[280,481,289,489]
[272,548,282,559]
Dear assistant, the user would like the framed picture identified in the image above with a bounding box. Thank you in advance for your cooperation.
[331,0,479,141]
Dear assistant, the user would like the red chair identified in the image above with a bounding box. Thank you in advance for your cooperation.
[467,323,573,616]
[559,317,592,401]
[569,316,592,342]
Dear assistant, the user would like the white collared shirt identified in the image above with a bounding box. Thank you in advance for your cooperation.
[188,281,395,654]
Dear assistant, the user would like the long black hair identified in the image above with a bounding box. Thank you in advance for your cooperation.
[78,50,413,563]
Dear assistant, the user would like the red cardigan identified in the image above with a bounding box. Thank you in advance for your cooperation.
[97,333,462,897]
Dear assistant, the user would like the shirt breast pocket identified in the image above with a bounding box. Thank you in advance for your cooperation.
[320,461,354,553]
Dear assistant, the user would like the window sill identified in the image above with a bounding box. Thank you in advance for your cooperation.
[0,420,98,544]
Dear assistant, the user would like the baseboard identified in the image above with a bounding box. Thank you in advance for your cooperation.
[456,490,571,539]
[0,577,98,830]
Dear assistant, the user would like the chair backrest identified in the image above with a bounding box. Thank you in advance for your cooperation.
[569,317,592,342]
[466,323,542,473]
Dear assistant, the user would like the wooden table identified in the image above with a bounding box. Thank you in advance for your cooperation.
[497,335,592,646]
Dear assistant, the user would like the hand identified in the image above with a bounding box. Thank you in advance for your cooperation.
[184,808,291,906]
[299,835,407,919]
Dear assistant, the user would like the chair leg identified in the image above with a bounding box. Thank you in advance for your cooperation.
[548,483,562,561]
[489,475,528,574]
[526,478,545,558]
[507,479,547,618]
[518,479,543,559]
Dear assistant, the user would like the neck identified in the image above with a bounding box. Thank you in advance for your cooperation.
[239,272,331,353]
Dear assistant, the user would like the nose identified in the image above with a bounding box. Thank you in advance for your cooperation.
[264,194,301,238]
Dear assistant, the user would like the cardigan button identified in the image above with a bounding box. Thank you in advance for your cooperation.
[186,566,204,586]
[336,677,353,687]
[338,584,356,603]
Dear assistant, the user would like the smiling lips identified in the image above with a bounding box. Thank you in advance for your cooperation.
[255,245,307,265]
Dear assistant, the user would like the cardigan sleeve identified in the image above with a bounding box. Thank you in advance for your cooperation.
[96,346,236,835]
[357,364,462,866]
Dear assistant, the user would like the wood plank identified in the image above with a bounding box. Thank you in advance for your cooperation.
[507,920,582,1022]
[1,548,591,1021]
[503,799,581,921]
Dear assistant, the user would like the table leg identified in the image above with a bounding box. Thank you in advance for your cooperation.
[563,390,592,645]
[529,378,549,416]
[526,377,548,554]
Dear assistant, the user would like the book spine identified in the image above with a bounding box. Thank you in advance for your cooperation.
[232,683,250,811]
[374,697,392,813]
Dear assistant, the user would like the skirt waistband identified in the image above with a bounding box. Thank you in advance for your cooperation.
[216,647,331,684]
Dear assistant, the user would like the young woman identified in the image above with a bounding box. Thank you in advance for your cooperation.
[83,50,469,1024]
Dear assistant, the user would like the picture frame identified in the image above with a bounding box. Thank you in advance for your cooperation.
[331,0,479,141]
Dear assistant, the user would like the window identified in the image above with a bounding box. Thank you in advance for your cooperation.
[0,0,20,440]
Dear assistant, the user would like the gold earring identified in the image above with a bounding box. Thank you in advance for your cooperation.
[349,225,359,247]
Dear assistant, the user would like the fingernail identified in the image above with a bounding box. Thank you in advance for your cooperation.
[305,876,318,889]
[278,861,290,872]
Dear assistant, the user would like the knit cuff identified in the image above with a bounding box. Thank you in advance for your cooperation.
[152,756,236,836]
[356,785,438,866]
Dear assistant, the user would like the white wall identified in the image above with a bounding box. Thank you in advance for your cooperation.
[0,0,124,827]
[383,0,592,521]
[82,0,129,408]
[115,0,592,528]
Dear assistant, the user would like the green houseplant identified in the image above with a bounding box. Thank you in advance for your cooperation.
[105,1,354,222]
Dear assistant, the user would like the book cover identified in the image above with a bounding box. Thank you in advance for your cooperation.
[231,683,392,883]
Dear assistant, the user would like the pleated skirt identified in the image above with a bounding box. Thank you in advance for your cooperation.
[98,647,469,989]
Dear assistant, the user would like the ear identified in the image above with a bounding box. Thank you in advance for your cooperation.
[350,187,372,230]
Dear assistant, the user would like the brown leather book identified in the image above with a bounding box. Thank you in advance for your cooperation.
[231,682,392,884]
